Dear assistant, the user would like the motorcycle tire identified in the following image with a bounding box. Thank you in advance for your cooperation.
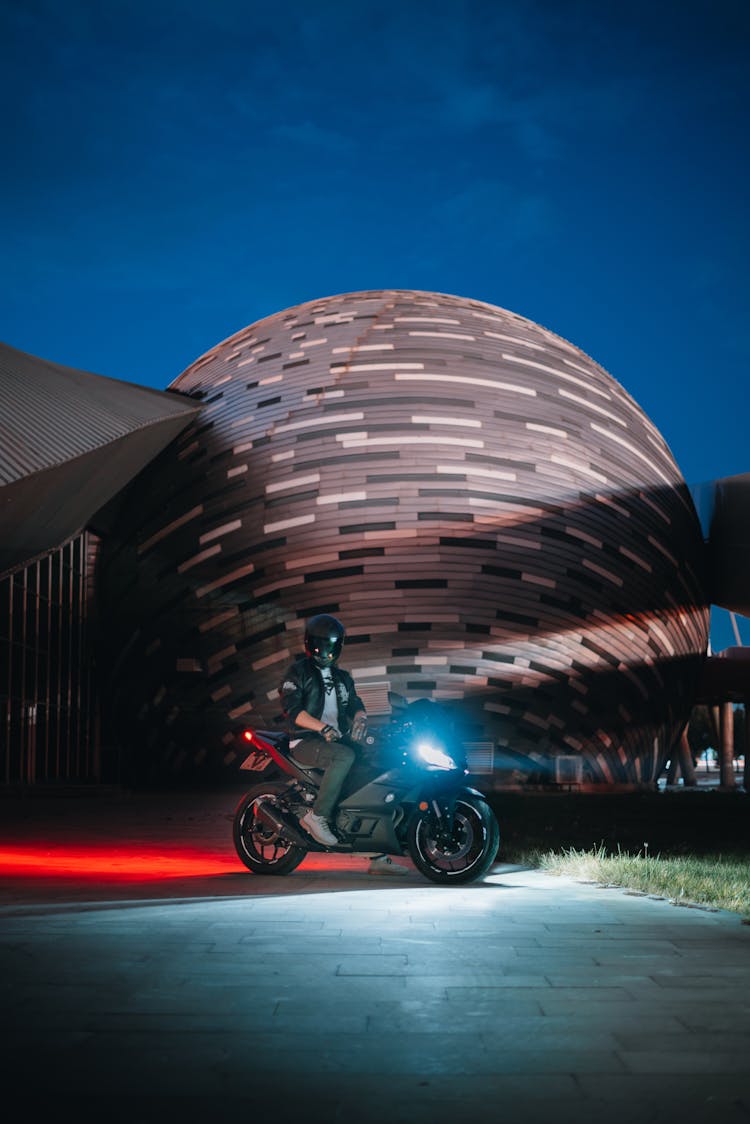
[407,795,500,885]
[233,783,308,876]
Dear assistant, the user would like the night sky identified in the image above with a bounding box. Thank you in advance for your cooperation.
[2,0,748,648]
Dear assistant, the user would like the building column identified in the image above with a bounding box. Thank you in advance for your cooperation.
[719,702,736,789]
[677,726,697,786]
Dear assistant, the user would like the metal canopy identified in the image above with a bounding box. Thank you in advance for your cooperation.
[0,342,200,576]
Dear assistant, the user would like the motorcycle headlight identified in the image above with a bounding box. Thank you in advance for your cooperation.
[415,739,457,770]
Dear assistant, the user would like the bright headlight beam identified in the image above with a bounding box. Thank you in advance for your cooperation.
[415,740,456,770]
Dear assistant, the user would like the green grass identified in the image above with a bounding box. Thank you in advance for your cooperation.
[526,845,750,921]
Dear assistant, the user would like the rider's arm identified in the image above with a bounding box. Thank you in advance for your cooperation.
[349,677,366,721]
[294,709,335,737]
[345,673,367,738]
[279,664,315,726]
[350,709,367,743]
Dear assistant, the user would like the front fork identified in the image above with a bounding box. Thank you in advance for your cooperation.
[426,792,457,844]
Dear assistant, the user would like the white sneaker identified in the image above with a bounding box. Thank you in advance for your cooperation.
[300,810,338,847]
[367,855,408,875]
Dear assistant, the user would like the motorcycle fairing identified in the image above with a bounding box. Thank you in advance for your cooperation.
[333,805,403,853]
[334,811,381,839]
[337,767,418,811]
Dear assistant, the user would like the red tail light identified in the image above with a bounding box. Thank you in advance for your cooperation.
[243,730,255,743]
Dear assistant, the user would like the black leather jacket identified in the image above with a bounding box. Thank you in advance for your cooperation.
[279,655,365,737]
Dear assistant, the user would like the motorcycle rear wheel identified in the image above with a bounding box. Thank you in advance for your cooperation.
[233,783,308,875]
[407,796,499,885]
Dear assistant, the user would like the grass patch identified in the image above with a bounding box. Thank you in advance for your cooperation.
[526,845,750,920]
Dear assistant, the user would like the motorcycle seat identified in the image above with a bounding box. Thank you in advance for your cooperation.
[255,729,289,748]
[288,754,324,777]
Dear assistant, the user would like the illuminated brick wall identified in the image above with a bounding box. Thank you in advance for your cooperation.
[100,291,708,786]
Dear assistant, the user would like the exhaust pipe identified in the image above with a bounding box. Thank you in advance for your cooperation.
[255,800,315,849]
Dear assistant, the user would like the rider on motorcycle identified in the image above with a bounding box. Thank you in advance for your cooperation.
[279,614,368,846]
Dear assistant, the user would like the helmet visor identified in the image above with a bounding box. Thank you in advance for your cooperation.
[309,635,341,666]
[305,615,344,666]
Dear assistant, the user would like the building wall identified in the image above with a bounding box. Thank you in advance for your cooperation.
[100,291,709,787]
[0,533,101,785]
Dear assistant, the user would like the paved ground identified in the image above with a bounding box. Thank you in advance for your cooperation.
[1,788,749,1123]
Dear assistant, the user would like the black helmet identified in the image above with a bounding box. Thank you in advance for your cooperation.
[305,614,345,668]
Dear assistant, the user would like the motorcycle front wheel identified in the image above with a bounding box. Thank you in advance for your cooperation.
[233,783,308,875]
[407,795,500,885]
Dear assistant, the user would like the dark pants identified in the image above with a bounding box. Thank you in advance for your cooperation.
[293,737,356,819]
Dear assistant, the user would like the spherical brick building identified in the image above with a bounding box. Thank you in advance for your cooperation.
[101,290,709,786]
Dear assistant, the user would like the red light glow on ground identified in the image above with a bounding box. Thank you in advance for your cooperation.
[0,844,244,881]
[0,844,391,883]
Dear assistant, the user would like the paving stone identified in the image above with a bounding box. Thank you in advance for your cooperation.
[615,1032,750,1052]
[544,971,663,987]
[578,1073,750,1100]
[619,1050,750,1075]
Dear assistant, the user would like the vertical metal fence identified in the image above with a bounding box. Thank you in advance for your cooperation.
[0,533,100,785]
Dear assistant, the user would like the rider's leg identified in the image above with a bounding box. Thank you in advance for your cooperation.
[312,739,356,819]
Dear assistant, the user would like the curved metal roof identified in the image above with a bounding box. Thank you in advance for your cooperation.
[0,341,198,485]
[0,341,201,575]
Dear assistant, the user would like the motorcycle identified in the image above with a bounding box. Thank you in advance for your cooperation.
[232,693,500,885]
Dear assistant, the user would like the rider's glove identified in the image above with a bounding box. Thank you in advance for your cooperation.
[350,714,368,743]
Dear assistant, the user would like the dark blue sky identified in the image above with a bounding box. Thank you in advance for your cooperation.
[2,0,748,646]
